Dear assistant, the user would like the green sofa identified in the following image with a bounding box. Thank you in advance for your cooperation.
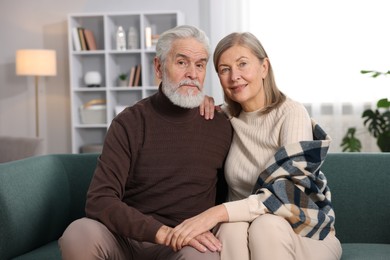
[0,153,389,259]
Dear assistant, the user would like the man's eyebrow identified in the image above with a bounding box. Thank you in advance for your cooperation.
[175,53,208,63]
[174,53,189,59]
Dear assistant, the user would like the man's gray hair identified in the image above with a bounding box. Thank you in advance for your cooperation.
[156,25,210,64]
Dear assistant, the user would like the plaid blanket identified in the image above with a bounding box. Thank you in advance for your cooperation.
[252,121,334,240]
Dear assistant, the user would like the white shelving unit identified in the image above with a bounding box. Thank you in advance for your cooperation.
[68,11,184,153]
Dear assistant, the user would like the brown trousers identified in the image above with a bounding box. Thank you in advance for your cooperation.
[59,218,219,260]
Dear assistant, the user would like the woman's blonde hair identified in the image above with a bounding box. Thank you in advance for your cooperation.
[213,32,286,117]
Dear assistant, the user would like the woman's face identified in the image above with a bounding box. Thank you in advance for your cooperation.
[217,45,268,112]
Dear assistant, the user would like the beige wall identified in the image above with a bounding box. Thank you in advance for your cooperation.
[0,0,203,154]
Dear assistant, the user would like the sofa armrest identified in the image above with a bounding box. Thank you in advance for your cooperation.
[0,154,98,259]
[0,136,43,163]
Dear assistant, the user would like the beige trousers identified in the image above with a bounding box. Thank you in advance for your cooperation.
[59,218,219,260]
[216,214,342,260]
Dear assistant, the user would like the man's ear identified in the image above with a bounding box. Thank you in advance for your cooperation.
[154,57,163,80]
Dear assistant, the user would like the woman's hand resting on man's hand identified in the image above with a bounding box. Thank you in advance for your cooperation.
[164,204,229,252]
[155,224,222,253]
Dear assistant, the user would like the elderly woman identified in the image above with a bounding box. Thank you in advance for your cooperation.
[167,32,342,260]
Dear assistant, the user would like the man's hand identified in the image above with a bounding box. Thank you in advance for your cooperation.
[199,95,215,120]
[155,225,172,245]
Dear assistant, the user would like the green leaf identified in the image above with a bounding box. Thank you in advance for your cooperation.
[377,98,390,108]
[377,132,390,152]
[360,70,389,78]
[362,109,385,137]
[340,127,362,152]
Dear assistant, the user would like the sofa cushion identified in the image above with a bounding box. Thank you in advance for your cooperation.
[322,153,390,244]
[341,243,390,260]
[11,241,60,260]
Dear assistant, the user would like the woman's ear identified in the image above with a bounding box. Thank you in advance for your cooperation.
[154,57,163,80]
[261,58,270,79]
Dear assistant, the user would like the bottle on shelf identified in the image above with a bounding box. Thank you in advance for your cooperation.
[128,26,138,49]
[116,26,126,50]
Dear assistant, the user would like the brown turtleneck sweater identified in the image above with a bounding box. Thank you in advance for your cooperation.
[85,87,232,243]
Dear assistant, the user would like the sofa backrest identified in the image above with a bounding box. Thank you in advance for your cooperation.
[322,152,390,244]
[0,153,98,259]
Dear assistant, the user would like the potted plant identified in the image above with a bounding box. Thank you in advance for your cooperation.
[118,73,128,87]
[341,70,390,152]
[340,127,362,152]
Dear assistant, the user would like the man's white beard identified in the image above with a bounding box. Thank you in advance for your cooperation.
[161,72,204,109]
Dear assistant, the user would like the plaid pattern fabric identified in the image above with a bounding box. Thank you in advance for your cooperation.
[252,121,334,240]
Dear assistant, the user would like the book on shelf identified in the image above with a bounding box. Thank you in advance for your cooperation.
[127,64,141,87]
[84,29,97,50]
[77,27,87,50]
[133,64,142,86]
[72,27,81,51]
[128,66,136,87]
[73,27,97,51]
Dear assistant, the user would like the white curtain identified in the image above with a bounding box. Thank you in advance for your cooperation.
[207,0,390,152]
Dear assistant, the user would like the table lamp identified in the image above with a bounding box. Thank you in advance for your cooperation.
[16,49,57,137]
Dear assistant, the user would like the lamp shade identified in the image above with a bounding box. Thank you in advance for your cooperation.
[16,49,57,76]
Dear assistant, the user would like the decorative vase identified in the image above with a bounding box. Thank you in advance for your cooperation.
[128,26,138,49]
[118,79,127,87]
[116,26,126,50]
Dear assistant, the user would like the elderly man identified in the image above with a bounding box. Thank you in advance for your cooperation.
[59,25,232,260]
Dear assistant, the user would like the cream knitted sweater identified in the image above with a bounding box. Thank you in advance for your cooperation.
[223,98,313,222]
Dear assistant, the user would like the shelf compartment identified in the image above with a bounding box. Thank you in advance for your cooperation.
[106,14,141,51]
[72,92,107,126]
[70,54,106,89]
[69,14,105,51]
[107,90,143,119]
[107,52,141,87]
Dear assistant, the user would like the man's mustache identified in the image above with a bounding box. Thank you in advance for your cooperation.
[178,80,201,90]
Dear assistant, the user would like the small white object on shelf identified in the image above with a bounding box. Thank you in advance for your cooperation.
[145,27,152,49]
[84,71,102,87]
[128,26,138,49]
[116,26,126,50]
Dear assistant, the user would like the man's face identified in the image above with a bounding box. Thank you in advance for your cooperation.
[154,38,208,108]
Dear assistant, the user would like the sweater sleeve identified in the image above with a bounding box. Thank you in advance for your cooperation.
[279,101,313,145]
[85,118,163,243]
[223,195,269,222]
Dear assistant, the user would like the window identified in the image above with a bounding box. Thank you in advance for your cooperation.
[244,0,390,103]
[206,0,390,151]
